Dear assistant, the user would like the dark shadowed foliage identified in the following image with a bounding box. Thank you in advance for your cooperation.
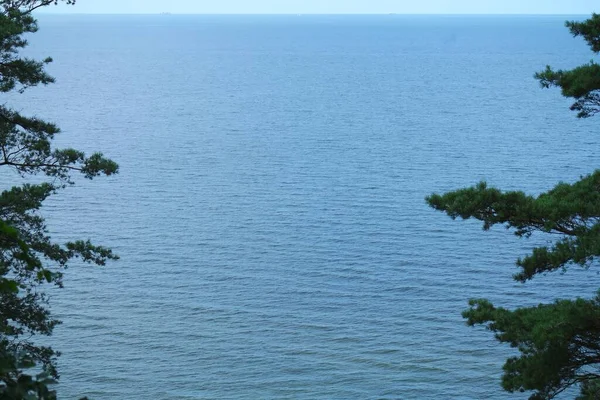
[427,13,600,400]
[0,1,118,398]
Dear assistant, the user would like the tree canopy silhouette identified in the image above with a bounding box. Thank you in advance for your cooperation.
[0,1,118,398]
[427,14,600,400]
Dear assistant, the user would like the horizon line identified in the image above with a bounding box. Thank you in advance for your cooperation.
[35,12,592,16]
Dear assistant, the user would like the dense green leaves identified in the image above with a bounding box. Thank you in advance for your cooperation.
[0,0,117,398]
[535,14,600,117]
[0,105,118,183]
[427,171,600,282]
[566,14,600,53]
[464,296,600,399]
[428,13,600,400]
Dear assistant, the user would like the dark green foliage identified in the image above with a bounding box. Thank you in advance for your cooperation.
[0,1,118,398]
[576,379,600,400]
[427,14,600,400]
[427,172,600,282]
[464,296,600,399]
[535,14,600,118]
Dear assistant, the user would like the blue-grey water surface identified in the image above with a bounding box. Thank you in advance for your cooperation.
[9,14,600,399]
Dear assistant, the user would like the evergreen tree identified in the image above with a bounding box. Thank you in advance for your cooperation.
[427,14,600,400]
[0,1,118,398]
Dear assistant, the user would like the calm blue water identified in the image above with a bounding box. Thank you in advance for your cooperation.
[9,14,600,399]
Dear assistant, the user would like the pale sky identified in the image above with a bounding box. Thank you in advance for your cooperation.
[41,0,598,15]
